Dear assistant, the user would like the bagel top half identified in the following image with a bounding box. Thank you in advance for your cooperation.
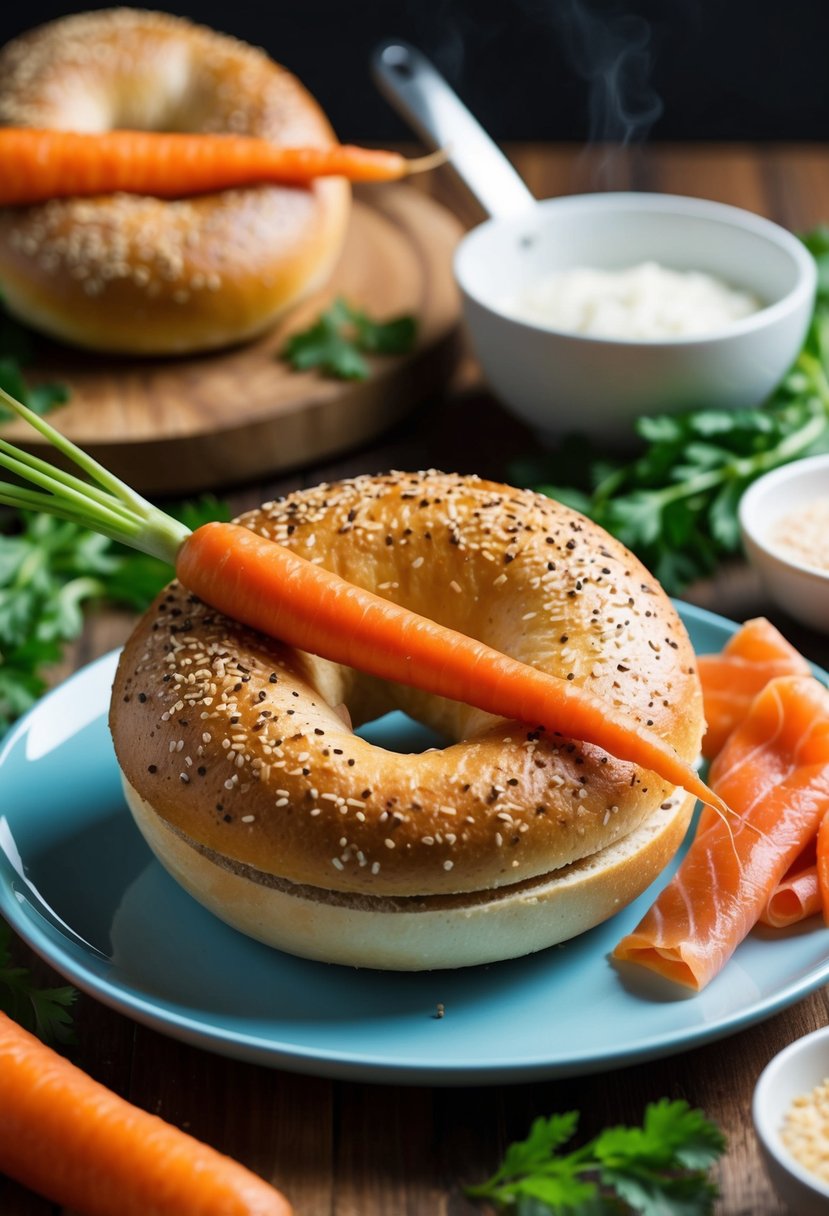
[109,471,705,899]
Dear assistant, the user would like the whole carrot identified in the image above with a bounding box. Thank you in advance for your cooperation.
[0,386,725,817]
[176,520,725,815]
[0,1011,292,1216]
[0,127,445,204]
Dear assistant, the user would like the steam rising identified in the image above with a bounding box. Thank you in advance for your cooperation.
[555,0,664,145]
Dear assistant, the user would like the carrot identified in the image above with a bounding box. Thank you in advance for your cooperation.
[0,127,446,205]
[0,385,725,816]
[613,675,829,990]
[175,520,723,810]
[0,1011,292,1216]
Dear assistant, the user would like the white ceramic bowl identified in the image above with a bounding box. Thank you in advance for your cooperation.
[455,192,817,442]
[753,1026,829,1215]
[739,453,829,633]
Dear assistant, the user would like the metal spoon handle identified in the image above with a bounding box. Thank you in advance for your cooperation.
[371,40,536,221]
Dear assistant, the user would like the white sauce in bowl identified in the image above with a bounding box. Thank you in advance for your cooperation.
[502,261,762,340]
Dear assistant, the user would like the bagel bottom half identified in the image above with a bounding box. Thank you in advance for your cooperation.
[122,778,694,971]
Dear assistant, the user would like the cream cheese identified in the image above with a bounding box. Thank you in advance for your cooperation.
[503,261,762,340]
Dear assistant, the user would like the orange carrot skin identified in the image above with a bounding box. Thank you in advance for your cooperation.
[0,127,408,204]
[0,1012,291,1216]
[175,521,723,813]
[614,675,829,990]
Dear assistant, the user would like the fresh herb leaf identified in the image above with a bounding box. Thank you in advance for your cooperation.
[281,297,417,380]
[512,235,829,596]
[350,305,417,354]
[466,1100,726,1216]
[0,919,77,1044]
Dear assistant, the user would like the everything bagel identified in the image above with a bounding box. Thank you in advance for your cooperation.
[110,471,705,969]
[0,9,350,354]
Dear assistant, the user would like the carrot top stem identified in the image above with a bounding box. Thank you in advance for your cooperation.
[0,387,189,559]
[403,147,450,175]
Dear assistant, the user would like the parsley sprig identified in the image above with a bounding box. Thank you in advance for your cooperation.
[0,919,77,1044]
[466,1100,726,1216]
[514,229,829,595]
[281,297,417,379]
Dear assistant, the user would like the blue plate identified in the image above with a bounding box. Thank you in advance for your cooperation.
[1,602,828,1084]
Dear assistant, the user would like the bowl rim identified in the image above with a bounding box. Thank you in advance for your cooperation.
[454,190,818,349]
[739,453,829,580]
[753,1024,829,1199]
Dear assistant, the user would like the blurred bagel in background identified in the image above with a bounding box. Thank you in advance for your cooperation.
[0,8,350,355]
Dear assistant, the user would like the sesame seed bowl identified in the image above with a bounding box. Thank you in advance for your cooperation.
[739,453,829,634]
[753,1025,829,1214]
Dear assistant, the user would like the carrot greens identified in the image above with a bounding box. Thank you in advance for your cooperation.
[0,387,228,730]
[465,1100,726,1216]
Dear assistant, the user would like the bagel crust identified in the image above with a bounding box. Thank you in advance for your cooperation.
[109,471,705,966]
[0,9,350,354]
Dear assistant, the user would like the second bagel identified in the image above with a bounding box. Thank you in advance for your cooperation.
[0,9,350,355]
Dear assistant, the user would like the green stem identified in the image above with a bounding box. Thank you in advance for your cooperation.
[0,386,192,563]
[650,403,827,512]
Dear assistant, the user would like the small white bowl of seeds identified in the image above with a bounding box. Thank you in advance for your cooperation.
[739,453,829,634]
[753,1025,829,1214]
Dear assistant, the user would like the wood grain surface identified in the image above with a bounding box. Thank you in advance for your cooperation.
[1,185,463,494]
[4,144,829,1216]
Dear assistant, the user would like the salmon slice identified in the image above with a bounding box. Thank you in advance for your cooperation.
[759,838,820,928]
[613,675,829,990]
[698,617,811,760]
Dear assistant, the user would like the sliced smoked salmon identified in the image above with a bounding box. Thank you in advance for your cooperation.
[613,675,829,990]
[759,838,820,929]
[698,617,811,760]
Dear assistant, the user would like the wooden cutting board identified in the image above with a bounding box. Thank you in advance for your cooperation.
[3,184,463,495]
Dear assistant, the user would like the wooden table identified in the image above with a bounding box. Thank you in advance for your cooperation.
[4,144,829,1215]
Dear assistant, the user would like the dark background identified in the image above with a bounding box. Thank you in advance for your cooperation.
[1,0,827,144]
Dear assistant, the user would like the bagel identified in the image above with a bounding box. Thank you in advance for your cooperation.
[109,471,705,970]
[0,9,350,355]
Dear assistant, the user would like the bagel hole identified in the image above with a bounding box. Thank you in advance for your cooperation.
[355,712,450,755]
